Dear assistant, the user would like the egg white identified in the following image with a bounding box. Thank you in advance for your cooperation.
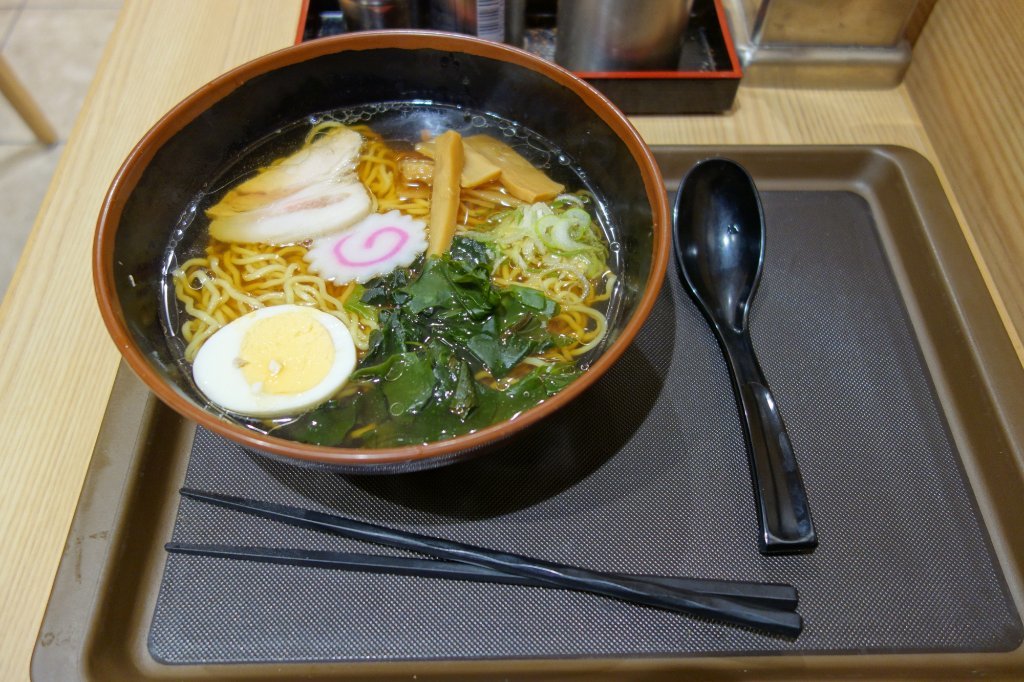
[192,304,356,418]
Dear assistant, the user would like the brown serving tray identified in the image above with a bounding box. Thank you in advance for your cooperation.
[32,146,1024,680]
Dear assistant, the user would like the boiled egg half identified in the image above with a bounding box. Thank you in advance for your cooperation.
[192,304,356,418]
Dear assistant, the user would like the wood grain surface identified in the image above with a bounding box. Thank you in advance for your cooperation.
[0,0,1020,679]
[906,0,1024,368]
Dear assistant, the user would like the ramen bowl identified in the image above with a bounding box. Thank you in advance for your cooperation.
[94,31,670,473]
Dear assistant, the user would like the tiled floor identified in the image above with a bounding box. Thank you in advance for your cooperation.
[0,0,121,300]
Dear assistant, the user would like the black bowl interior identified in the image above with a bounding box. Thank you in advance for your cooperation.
[110,38,658,446]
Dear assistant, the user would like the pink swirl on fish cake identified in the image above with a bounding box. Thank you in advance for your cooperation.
[333,225,409,266]
[304,210,428,284]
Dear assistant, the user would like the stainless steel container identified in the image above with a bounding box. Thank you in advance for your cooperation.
[429,0,508,42]
[726,0,920,88]
[339,0,418,30]
[555,0,694,72]
[741,0,918,47]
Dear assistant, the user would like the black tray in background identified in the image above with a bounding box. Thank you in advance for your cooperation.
[299,0,743,114]
[32,147,1024,680]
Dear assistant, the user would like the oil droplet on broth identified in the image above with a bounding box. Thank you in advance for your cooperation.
[385,363,405,381]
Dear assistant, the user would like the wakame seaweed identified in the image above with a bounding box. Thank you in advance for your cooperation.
[273,237,580,447]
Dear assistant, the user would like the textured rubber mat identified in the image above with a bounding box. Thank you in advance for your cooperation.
[148,190,1021,664]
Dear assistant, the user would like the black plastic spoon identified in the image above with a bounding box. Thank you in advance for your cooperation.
[673,158,817,555]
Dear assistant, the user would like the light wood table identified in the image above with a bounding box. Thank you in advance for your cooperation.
[1,1,1020,679]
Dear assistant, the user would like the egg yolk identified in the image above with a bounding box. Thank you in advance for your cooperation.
[239,312,335,394]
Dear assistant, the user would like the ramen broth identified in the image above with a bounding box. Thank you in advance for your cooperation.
[159,102,622,448]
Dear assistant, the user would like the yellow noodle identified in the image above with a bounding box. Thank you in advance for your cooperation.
[565,304,608,355]
[348,423,378,439]
[173,239,377,361]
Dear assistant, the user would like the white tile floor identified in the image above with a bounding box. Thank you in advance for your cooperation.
[0,0,120,300]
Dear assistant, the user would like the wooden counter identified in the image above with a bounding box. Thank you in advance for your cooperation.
[1,0,1020,678]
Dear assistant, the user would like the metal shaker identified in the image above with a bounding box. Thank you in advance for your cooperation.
[555,0,693,71]
[429,0,508,42]
[339,0,419,30]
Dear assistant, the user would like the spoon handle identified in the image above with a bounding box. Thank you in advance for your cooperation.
[719,328,818,555]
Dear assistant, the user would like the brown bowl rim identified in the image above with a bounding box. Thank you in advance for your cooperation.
[93,30,670,467]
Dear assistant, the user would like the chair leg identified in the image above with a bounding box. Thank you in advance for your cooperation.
[0,54,58,145]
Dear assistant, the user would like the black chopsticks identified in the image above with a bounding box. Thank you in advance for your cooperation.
[175,488,803,637]
[165,543,799,610]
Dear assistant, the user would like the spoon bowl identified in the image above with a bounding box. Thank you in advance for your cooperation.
[674,158,765,333]
[673,158,817,555]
